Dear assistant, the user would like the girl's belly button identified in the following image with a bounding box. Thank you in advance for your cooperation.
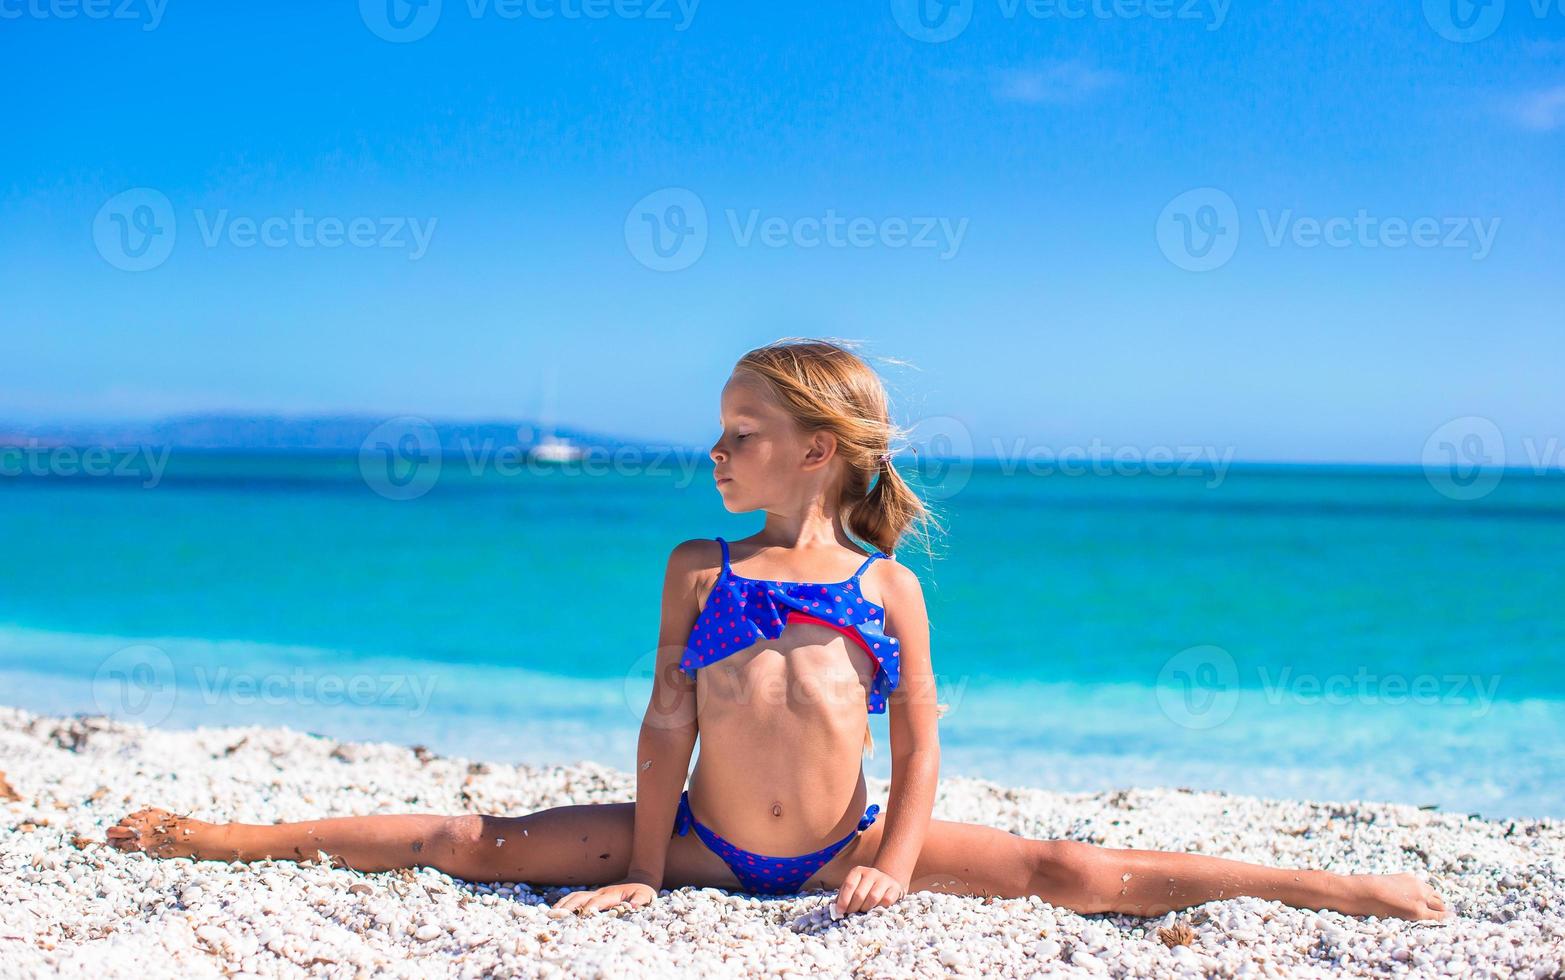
[772,802,784,818]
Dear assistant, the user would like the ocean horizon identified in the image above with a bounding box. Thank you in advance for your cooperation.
[3,454,1561,820]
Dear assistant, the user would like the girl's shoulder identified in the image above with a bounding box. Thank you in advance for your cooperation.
[666,537,724,574]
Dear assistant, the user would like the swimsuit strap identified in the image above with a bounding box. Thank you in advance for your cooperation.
[857,803,882,832]
[851,550,887,581]
[715,537,731,576]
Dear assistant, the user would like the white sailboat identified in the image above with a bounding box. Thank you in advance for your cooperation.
[526,364,584,463]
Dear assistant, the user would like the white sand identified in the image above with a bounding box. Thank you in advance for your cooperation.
[1,705,1561,979]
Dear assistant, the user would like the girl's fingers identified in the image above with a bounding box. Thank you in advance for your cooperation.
[835,870,864,915]
[868,881,897,908]
[845,875,883,914]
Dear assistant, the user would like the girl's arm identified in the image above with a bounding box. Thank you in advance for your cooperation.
[839,563,940,914]
[621,540,706,889]
[556,541,704,912]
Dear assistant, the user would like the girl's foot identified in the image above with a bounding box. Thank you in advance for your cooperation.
[1348,872,1452,921]
[106,807,224,860]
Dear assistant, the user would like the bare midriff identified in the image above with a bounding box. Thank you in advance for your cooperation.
[686,609,879,857]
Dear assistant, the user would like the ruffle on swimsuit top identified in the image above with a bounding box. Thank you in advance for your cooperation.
[679,539,902,713]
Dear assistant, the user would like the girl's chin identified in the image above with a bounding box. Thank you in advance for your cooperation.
[717,490,753,513]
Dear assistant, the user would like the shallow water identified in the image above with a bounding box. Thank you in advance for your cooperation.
[2,455,1560,818]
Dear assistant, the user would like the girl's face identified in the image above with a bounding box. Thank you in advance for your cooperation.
[709,371,834,512]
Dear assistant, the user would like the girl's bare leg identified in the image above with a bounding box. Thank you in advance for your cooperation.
[104,803,728,890]
[830,818,1451,922]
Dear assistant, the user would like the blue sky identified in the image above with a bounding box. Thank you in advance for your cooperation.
[1,0,1561,464]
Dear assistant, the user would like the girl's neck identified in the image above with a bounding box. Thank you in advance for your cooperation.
[755,502,856,553]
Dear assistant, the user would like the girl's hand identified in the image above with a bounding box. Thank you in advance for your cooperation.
[551,880,658,914]
[834,865,907,916]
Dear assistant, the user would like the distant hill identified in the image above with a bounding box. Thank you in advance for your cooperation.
[0,414,696,455]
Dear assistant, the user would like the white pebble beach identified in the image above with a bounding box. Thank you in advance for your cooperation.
[2,705,1561,979]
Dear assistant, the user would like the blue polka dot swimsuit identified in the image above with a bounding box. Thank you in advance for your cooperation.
[672,536,900,894]
[679,537,902,713]
[672,789,881,895]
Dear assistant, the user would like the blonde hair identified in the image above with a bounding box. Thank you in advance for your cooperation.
[730,338,948,754]
[732,338,933,557]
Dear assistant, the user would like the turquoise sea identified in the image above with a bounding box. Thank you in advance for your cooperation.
[2,454,1562,819]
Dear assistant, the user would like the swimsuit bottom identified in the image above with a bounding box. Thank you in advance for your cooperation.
[671,789,881,895]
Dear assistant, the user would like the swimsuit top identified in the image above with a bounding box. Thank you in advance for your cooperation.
[679,537,902,714]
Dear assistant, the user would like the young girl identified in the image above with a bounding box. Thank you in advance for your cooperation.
[106,338,1449,922]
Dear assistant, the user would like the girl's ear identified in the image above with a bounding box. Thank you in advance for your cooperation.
[802,428,838,470]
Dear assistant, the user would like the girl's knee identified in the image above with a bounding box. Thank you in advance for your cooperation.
[1029,839,1115,912]
[426,814,489,875]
